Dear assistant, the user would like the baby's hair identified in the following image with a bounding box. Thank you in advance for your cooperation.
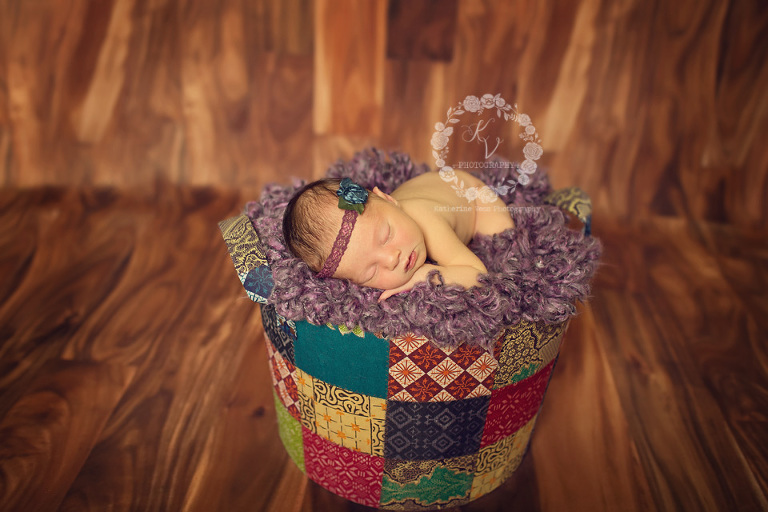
[282,178,344,272]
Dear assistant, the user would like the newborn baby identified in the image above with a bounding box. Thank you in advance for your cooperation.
[282,170,515,301]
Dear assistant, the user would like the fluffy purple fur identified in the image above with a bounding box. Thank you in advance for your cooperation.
[246,148,601,351]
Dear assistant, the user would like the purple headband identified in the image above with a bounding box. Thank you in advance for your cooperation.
[316,178,369,278]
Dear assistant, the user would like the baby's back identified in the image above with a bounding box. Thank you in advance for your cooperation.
[392,170,514,245]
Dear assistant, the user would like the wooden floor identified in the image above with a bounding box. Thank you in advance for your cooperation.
[0,186,765,511]
[1,0,767,510]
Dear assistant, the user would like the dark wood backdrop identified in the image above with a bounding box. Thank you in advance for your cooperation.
[2,0,766,226]
[1,1,766,511]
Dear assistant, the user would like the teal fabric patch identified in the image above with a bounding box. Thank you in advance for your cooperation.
[294,321,390,399]
[273,390,305,472]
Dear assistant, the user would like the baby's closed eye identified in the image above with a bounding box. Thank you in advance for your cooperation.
[380,223,392,245]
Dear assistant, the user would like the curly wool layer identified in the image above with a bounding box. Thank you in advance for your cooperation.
[246,148,601,351]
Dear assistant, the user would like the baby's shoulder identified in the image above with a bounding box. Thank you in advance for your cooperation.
[393,171,479,206]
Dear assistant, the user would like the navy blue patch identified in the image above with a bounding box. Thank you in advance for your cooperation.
[384,397,490,460]
[244,265,274,301]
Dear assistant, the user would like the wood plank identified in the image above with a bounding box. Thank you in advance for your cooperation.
[1,0,765,228]
[253,0,314,56]
[386,0,458,61]
[0,359,135,512]
[595,287,767,510]
[531,305,655,511]
[313,0,387,137]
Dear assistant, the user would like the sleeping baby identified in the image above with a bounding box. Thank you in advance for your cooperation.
[282,170,515,301]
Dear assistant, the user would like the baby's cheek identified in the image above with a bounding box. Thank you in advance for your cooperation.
[389,273,411,289]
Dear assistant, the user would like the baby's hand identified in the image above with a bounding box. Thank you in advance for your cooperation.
[377,264,440,302]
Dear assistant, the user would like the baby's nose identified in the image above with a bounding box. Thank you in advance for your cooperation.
[383,248,400,270]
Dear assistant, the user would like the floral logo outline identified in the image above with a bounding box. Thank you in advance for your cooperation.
[432,94,543,203]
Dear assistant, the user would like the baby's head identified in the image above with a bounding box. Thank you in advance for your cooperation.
[282,178,427,290]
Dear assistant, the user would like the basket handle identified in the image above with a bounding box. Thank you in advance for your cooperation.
[219,214,273,304]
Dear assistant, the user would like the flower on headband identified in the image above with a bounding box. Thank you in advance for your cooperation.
[337,178,368,214]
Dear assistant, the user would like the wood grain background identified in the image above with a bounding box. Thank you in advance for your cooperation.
[2,0,766,226]
[0,0,766,511]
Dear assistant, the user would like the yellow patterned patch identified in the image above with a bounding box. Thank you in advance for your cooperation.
[295,369,386,456]
[295,368,316,432]
[470,415,537,500]
[218,215,268,276]
[493,320,566,389]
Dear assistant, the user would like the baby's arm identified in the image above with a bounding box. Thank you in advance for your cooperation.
[378,217,487,301]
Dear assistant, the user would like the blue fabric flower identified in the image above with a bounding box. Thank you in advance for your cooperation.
[337,178,369,214]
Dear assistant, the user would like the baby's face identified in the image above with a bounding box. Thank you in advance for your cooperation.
[332,194,427,290]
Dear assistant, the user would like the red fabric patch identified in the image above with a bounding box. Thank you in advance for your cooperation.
[406,376,443,401]
[409,343,446,372]
[446,372,481,398]
[388,335,498,401]
[450,343,483,369]
[303,428,383,507]
[481,360,554,447]
[266,338,300,420]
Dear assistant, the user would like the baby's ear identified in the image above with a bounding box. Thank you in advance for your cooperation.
[372,186,397,205]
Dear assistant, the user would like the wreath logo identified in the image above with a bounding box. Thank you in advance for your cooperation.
[431,94,543,203]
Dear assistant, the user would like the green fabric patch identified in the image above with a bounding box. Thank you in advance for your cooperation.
[294,321,390,398]
[273,390,305,472]
[326,322,366,337]
[380,464,473,508]
[510,362,541,385]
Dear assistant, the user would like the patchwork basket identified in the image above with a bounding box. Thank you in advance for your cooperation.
[219,187,591,509]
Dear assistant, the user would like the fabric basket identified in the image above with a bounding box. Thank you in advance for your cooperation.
[219,186,590,509]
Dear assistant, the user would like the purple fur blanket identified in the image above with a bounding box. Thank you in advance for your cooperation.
[246,148,601,350]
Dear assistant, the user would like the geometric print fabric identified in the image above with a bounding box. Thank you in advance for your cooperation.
[265,338,300,421]
[261,303,296,364]
[276,331,559,509]
[493,320,565,389]
[388,333,498,402]
[295,368,386,456]
[221,213,571,509]
[303,428,383,508]
[384,398,489,461]
[471,415,538,500]
[482,359,555,447]
[219,215,271,303]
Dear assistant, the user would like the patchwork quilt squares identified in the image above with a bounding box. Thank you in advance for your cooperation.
[384,397,489,460]
[471,415,537,499]
[219,214,271,304]
[492,320,565,389]
[388,334,498,401]
[303,428,384,508]
[481,360,554,447]
[273,390,305,472]
[295,369,387,456]
[295,321,390,398]
[265,338,300,420]
[380,455,476,509]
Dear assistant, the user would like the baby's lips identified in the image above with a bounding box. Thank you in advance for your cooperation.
[404,250,416,271]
